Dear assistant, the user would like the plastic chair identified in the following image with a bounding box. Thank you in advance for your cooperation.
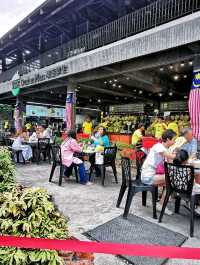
[117,152,157,219]
[159,162,199,237]
[49,145,78,186]
[91,146,118,186]
[36,138,51,164]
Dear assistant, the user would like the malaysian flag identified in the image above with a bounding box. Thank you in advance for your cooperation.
[66,92,74,130]
[188,71,200,140]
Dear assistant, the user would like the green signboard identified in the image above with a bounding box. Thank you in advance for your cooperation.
[12,79,21,96]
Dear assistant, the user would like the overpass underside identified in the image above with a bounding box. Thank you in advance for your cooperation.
[0,11,200,109]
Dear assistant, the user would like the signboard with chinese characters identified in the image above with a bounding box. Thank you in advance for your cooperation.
[109,104,144,113]
[160,101,187,111]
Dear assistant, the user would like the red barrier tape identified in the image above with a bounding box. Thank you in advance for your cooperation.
[0,236,200,260]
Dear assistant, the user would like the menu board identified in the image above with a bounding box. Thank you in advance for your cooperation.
[160,101,188,111]
[109,104,144,113]
[26,105,48,117]
[26,105,65,118]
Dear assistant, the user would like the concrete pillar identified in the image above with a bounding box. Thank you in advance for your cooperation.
[66,80,76,130]
[17,51,23,65]
[1,57,6,72]
[14,96,23,133]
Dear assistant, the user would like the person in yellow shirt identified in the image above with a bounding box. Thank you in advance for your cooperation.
[154,117,167,139]
[132,124,145,145]
[167,116,179,137]
[82,117,93,135]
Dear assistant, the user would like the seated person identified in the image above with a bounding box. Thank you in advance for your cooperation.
[29,128,38,143]
[170,128,197,159]
[173,149,200,214]
[12,131,33,161]
[131,123,145,146]
[61,130,91,185]
[141,129,176,215]
[91,126,110,147]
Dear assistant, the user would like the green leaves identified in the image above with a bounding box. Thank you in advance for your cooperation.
[0,188,69,264]
[0,147,16,193]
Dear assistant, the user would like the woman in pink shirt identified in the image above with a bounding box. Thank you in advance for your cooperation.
[61,130,89,185]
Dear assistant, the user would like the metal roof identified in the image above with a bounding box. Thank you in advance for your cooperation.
[0,0,157,65]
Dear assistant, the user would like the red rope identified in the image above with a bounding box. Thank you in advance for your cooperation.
[0,236,200,260]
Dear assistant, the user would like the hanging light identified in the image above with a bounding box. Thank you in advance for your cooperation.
[104,81,107,84]
[126,77,130,80]
[168,91,173,96]
[184,75,187,79]
[112,83,116,87]
[109,80,112,84]
[189,61,193,66]
[97,99,101,103]
[180,62,185,67]
[139,90,143,94]
[169,65,174,70]
[89,98,92,102]
[174,75,179,81]
[118,85,122,89]
[158,93,163,97]
[159,67,164,71]
[114,79,118,82]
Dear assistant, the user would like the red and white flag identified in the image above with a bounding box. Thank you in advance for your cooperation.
[188,71,200,140]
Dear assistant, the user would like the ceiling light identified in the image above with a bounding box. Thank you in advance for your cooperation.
[160,67,164,71]
[184,95,188,99]
[184,75,187,79]
[169,65,174,70]
[75,89,79,92]
[134,96,137,99]
[114,79,118,82]
[104,81,107,84]
[109,80,112,84]
[115,97,119,100]
[174,75,179,80]
[50,91,53,94]
[118,85,122,89]
[180,62,185,67]
[89,98,92,102]
[158,93,163,97]
[168,91,173,96]
[126,77,130,80]
[112,83,116,87]
[139,90,143,94]
[189,61,193,66]
[133,89,137,92]
[124,97,127,100]
[97,99,101,103]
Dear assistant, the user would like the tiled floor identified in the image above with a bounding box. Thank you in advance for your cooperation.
[16,163,200,265]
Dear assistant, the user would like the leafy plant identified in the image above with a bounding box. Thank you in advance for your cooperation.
[0,188,69,265]
[0,147,16,192]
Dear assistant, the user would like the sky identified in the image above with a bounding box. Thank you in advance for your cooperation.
[0,0,46,38]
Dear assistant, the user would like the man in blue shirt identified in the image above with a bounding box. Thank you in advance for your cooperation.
[181,128,197,158]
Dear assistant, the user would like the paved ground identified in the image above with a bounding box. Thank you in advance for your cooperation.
[16,163,200,265]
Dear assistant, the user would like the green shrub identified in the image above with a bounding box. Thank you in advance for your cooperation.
[0,188,69,265]
[0,147,16,192]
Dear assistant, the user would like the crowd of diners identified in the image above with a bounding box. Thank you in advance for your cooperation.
[7,115,200,214]
[140,128,200,215]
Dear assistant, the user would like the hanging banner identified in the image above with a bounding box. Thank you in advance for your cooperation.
[66,92,75,130]
[188,71,200,140]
